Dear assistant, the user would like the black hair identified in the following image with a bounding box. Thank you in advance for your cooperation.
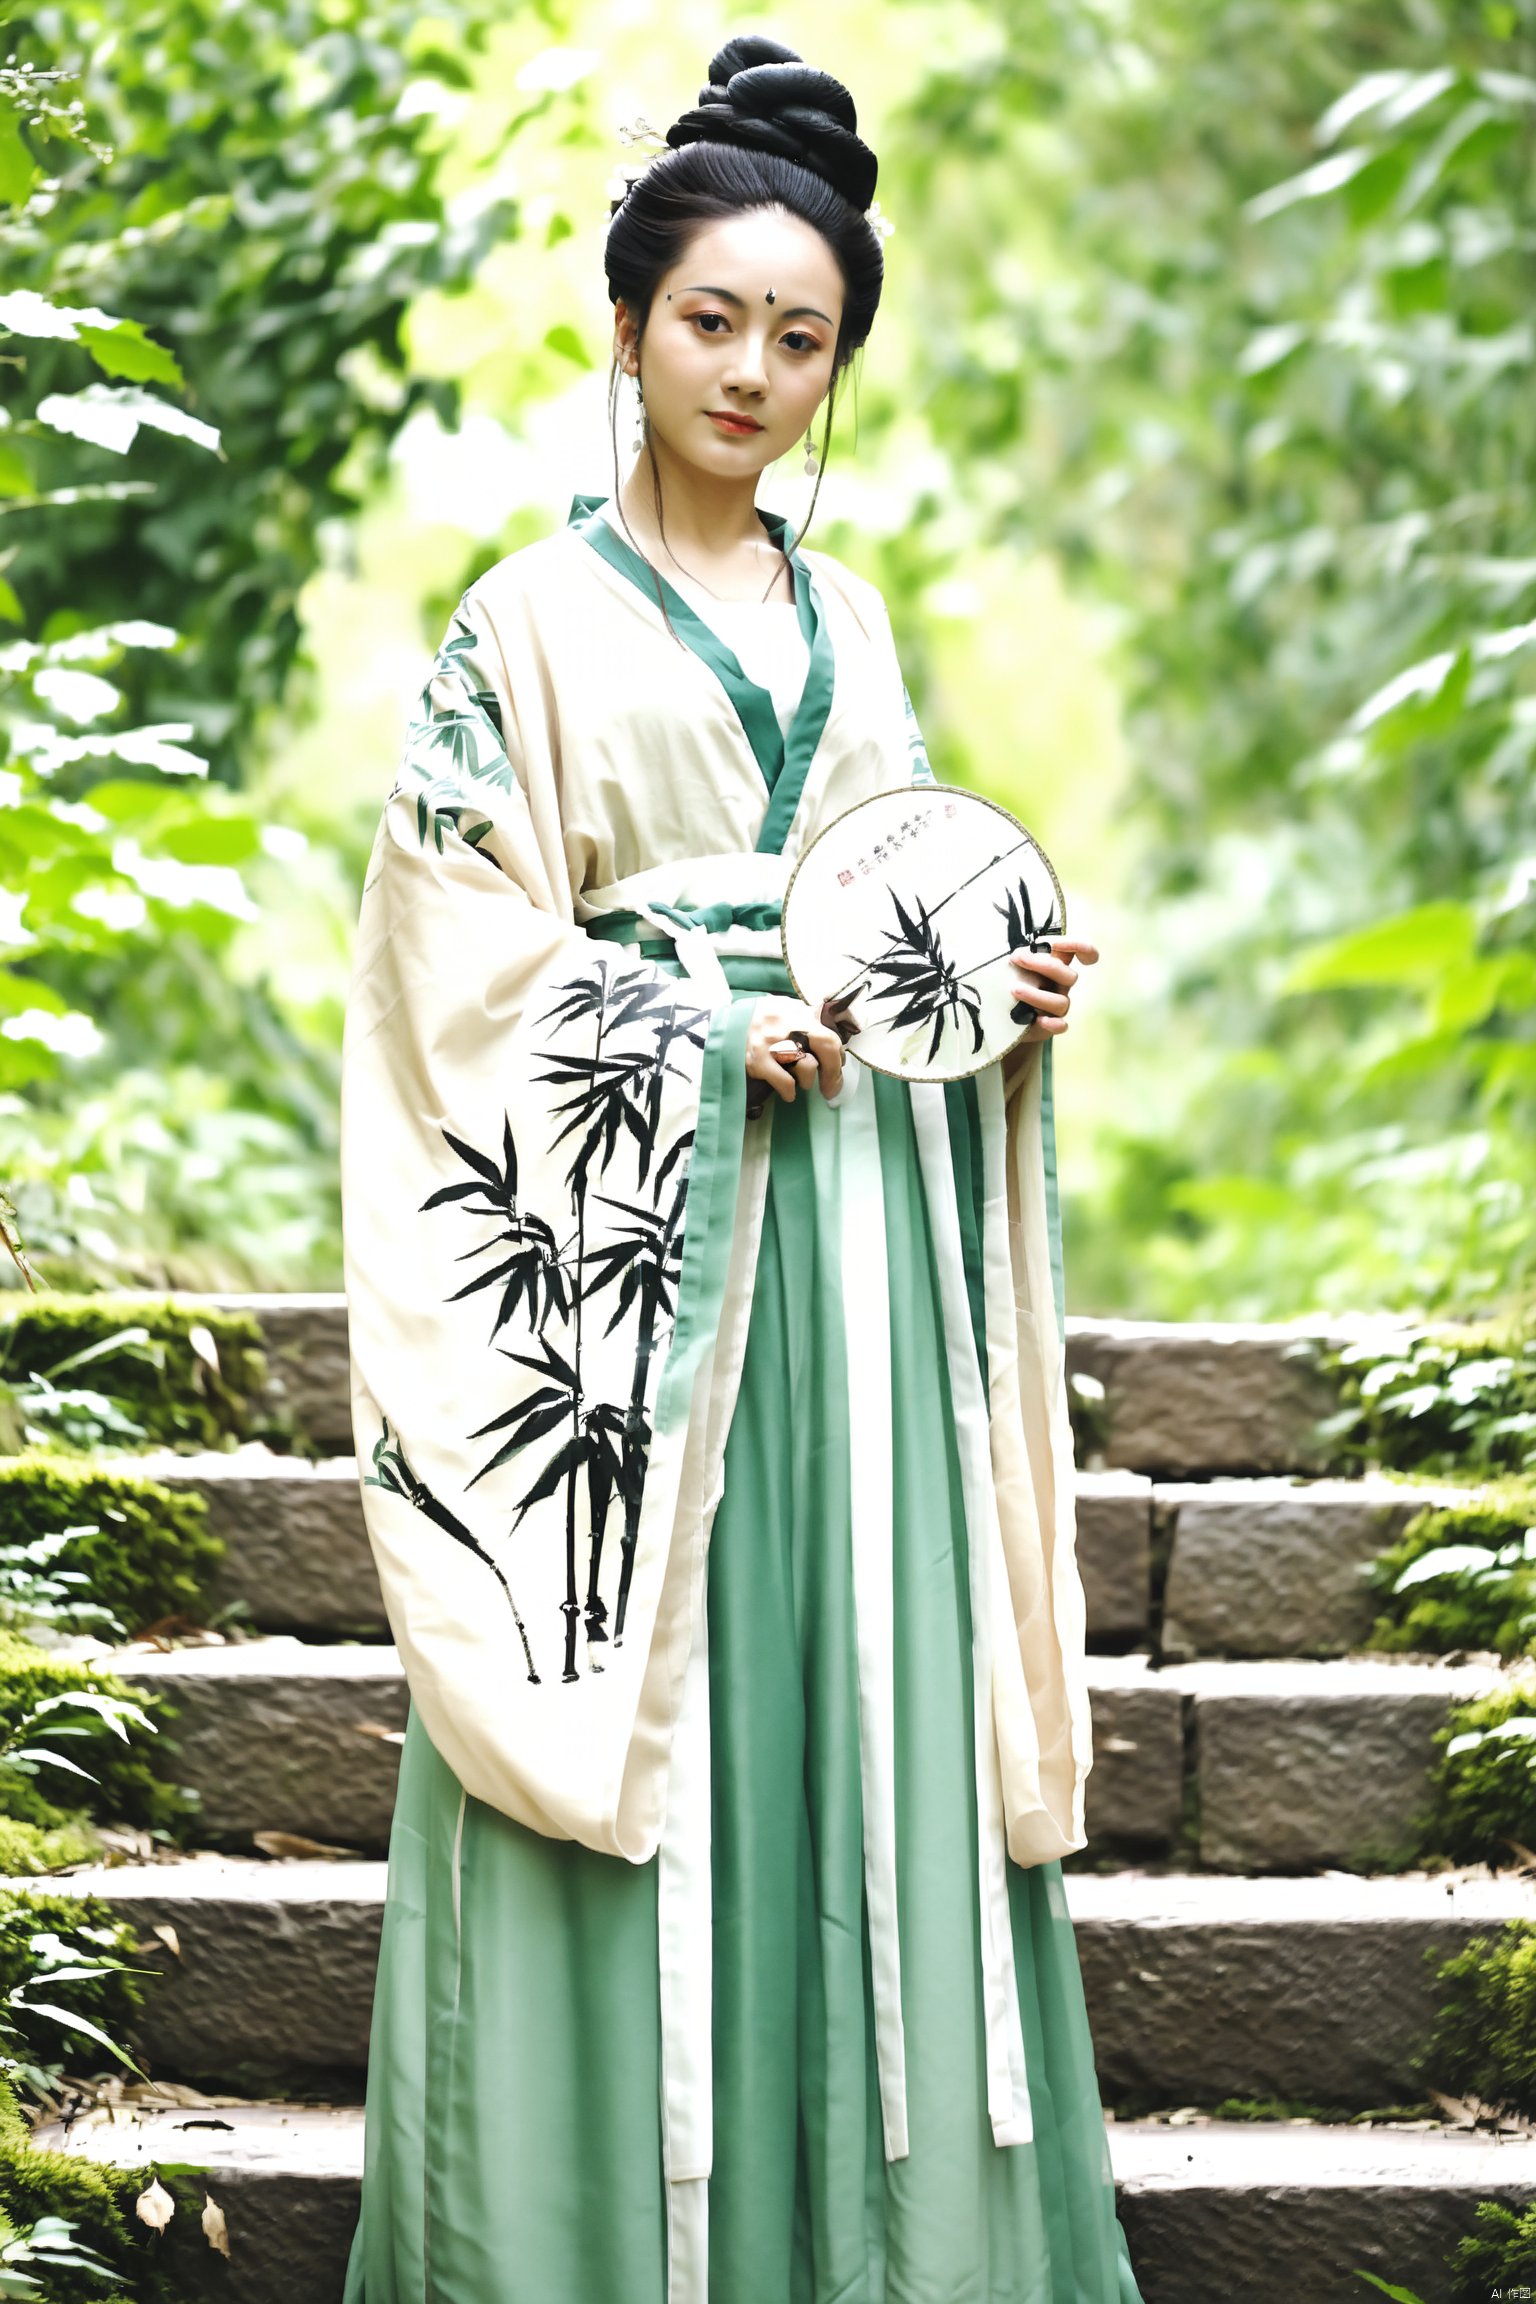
[601,35,883,620]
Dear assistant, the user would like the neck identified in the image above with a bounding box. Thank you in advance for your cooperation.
[616,438,774,555]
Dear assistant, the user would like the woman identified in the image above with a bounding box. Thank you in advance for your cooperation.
[340,34,1141,2304]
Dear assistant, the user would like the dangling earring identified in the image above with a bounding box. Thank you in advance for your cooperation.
[803,426,819,478]
[632,374,645,455]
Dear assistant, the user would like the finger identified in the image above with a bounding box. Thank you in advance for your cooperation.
[747,1041,799,1096]
[1010,951,1078,986]
[771,1025,842,1094]
[767,1038,817,1077]
[792,1053,820,1094]
[1017,1012,1070,1041]
[795,1021,844,1095]
[761,1054,799,1103]
[1011,982,1070,1016]
[1051,936,1099,965]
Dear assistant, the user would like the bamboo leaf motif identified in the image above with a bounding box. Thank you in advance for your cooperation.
[364,1420,539,1681]
[422,1118,568,1340]
[855,886,986,1063]
[410,955,705,1680]
[995,872,1062,955]
[398,623,517,860]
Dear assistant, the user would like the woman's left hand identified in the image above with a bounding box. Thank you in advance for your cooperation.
[1009,936,1100,1041]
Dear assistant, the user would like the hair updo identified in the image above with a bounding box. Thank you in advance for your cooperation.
[602,35,884,573]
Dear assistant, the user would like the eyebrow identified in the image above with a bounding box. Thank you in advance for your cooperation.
[679,284,835,327]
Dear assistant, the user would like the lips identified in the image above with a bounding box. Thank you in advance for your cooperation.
[706,412,764,435]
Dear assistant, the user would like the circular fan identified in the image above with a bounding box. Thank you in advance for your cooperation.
[782,785,1066,1083]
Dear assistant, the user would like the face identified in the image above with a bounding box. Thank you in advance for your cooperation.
[614,207,844,479]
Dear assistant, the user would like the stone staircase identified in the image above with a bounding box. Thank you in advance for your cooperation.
[23,1296,1536,2302]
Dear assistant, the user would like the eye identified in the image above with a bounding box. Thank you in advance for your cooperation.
[784,331,821,355]
[690,312,729,334]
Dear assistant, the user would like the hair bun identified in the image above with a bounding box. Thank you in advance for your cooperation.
[666,36,878,211]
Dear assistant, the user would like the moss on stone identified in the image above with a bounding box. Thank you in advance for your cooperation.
[1421,1918,1536,2124]
[0,1815,103,1875]
[1419,1674,1536,1868]
[0,1296,269,1452]
[1364,1482,1536,1661]
[0,1629,192,1843]
[0,1457,224,1641]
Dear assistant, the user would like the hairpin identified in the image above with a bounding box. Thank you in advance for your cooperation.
[607,113,669,210]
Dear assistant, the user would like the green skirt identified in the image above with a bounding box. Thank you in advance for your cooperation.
[343,1064,1144,2304]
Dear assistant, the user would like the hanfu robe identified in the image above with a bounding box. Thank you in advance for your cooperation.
[339,492,1145,2304]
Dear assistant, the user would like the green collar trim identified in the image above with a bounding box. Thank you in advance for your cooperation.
[566,492,835,857]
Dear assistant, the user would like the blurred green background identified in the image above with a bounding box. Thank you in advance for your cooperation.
[2,0,1532,1323]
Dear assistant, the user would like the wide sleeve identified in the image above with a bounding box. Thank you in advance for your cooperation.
[340,585,757,1861]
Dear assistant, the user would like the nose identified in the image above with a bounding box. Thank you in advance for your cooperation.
[723,326,771,399]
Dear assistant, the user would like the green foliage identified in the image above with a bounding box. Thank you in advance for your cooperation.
[1364,1485,1536,1658]
[894,0,1536,1318]
[4,0,521,778]
[0,1817,99,1877]
[1323,1323,1536,1477]
[0,1890,143,2078]
[1422,1672,1536,1866]
[1448,2198,1536,2303]
[0,0,536,1288]
[1422,1919,1536,2119]
[0,1631,187,1842]
[0,1460,221,1640]
[0,2064,198,2301]
[0,1297,267,1452]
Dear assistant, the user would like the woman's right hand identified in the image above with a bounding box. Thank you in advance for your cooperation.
[746,995,845,1106]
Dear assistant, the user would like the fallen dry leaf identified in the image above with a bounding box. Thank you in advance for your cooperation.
[252,1830,359,1861]
[150,1923,181,1960]
[135,2176,175,2232]
[201,2194,231,2257]
[354,1721,406,1747]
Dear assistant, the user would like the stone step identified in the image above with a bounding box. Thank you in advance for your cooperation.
[114,1639,405,1849]
[104,1639,1508,1869]
[1071,1867,1533,2110]
[1170,1655,1507,1873]
[184,1292,1402,1475]
[1114,2117,1536,2304]
[124,1445,1465,1663]
[1157,1473,1466,1662]
[127,1448,1155,1644]
[30,2099,1535,2303]
[20,1859,1534,2115]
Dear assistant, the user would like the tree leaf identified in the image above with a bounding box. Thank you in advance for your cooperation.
[21,1999,147,2076]
[34,386,221,458]
[543,323,590,367]
[134,2178,175,2232]
[74,320,184,387]
[0,293,182,385]
[201,2194,230,2257]
[1246,146,1376,223]
[1282,903,1478,995]
[0,100,35,208]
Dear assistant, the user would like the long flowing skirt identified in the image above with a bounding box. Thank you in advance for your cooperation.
[343,1065,1144,2303]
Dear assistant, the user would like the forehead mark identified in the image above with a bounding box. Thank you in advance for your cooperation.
[677,284,835,326]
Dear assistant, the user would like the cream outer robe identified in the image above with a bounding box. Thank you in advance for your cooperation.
[340,497,1094,2220]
